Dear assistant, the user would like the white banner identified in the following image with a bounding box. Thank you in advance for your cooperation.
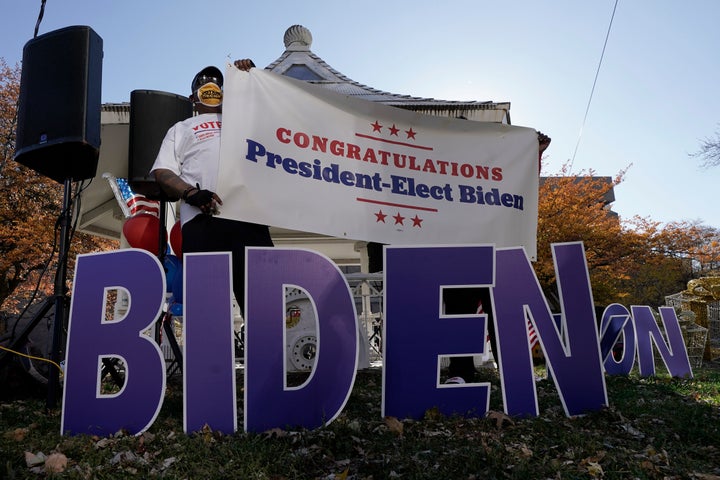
[218,68,539,258]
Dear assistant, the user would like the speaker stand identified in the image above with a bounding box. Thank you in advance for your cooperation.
[0,178,73,409]
[46,177,74,409]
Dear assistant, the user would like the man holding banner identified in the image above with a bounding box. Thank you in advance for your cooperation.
[151,59,273,313]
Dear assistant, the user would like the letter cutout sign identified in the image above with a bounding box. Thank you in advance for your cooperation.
[599,304,692,378]
[59,243,692,436]
[183,253,237,433]
[383,245,494,419]
[493,243,608,417]
[599,303,634,375]
[62,250,166,436]
[244,248,358,432]
[633,305,692,378]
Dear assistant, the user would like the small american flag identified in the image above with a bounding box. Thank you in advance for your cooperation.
[527,318,538,349]
[477,299,539,350]
[106,175,160,218]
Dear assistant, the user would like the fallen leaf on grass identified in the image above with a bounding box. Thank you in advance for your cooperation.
[347,419,361,432]
[200,423,217,443]
[519,444,533,458]
[487,411,514,429]
[640,460,657,472]
[24,451,46,467]
[5,427,28,441]
[140,431,155,444]
[423,406,444,422]
[110,450,149,466]
[506,443,533,458]
[264,427,287,438]
[586,461,604,478]
[44,453,68,473]
[620,423,644,438]
[94,437,113,449]
[384,416,403,436]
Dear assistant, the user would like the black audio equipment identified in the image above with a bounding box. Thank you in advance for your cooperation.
[128,90,193,200]
[14,26,103,183]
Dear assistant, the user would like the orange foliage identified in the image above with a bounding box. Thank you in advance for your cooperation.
[0,58,117,316]
[537,162,719,307]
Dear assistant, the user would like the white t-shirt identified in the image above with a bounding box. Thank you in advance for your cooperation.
[151,113,222,225]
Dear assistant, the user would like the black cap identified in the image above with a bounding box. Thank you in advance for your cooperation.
[191,66,223,93]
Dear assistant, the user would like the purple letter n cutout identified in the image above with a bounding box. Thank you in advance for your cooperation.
[493,243,607,417]
[62,250,166,436]
[633,305,692,378]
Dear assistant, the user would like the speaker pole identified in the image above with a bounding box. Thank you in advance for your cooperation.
[46,177,73,410]
[154,196,183,375]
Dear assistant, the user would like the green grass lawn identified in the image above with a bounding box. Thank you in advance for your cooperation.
[1,363,719,479]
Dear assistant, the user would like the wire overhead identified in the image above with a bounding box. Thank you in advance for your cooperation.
[571,0,619,165]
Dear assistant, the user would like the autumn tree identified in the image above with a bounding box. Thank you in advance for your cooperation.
[686,223,720,273]
[536,163,713,308]
[617,218,694,307]
[0,57,116,318]
[536,165,630,307]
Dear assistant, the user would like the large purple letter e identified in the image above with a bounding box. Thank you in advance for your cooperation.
[383,245,494,419]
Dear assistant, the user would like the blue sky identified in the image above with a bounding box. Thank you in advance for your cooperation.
[3,0,719,228]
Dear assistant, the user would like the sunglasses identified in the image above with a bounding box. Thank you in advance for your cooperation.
[193,76,222,92]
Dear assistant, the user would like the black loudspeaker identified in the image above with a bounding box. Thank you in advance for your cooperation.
[14,26,103,183]
[128,90,193,200]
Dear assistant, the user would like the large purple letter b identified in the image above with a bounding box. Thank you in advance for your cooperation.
[62,250,166,436]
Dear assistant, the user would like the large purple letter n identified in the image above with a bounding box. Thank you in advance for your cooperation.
[493,243,607,417]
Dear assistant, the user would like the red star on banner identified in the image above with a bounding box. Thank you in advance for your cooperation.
[393,212,405,225]
[411,215,423,227]
[405,128,416,140]
[371,120,382,133]
[388,124,400,136]
[374,210,387,223]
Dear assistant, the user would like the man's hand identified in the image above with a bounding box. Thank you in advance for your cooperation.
[234,59,256,71]
[186,186,223,215]
[537,131,551,156]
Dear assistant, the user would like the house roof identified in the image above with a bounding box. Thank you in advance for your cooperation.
[265,25,511,124]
